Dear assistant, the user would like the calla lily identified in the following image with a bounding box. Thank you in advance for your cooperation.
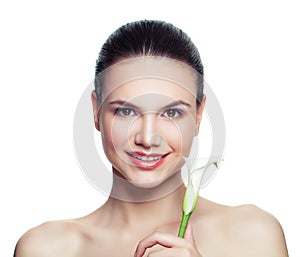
[178,159,220,238]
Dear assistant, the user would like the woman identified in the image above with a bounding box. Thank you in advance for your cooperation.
[14,20,288,257]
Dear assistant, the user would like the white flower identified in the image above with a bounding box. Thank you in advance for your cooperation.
[178,157,221,237]
[182,160,219,215]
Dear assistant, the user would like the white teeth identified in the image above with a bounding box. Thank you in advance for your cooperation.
[132,154,162,161]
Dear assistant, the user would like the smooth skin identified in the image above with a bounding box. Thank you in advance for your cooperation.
[14,58,289,257]
[14,195,288,257]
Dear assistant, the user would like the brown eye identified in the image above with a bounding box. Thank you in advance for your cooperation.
[115,108,136,117]
[166,110,176,117]
[121,108,131,116]
[162,109,182,119]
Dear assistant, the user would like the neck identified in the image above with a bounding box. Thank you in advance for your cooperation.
[110,168,185,202]
[103,171,186,229]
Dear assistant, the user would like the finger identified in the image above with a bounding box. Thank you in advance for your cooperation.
[135,232,190,257]
[184,222,196,244]
[146,247,190,257]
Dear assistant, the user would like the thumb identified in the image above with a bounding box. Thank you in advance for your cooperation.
[184,221,196,243]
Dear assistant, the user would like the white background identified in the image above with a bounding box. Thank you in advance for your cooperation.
[1,0,299,256]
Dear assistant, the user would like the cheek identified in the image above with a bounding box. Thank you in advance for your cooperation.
[167,117,197,155]
[99,115,113,153]
[161,124,182,149]
[100,114,124,149]
[109,116,134,150]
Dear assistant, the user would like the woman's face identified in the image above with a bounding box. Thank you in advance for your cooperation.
[92,57,205,188]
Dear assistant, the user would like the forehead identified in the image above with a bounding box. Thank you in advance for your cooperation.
[99,56,199,101]
[105,78,196,111]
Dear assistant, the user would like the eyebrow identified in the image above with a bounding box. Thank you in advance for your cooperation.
[109,99,191,110]
[163,100,191,109]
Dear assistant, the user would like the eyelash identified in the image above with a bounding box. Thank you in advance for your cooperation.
[161,109,183,119]
[114,108,136,117]
[114,107,184,119]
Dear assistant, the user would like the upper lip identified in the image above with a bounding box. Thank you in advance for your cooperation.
[127,151,168,158]
[132,151,166,157]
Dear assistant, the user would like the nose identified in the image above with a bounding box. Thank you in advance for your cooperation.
[134,113,162,148]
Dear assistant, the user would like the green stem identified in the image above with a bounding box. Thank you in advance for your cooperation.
[178,212,192,238]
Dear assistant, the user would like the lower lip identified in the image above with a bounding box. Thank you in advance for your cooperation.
[128,154,167,170]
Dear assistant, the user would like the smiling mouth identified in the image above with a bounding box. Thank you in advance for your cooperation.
[127,151,168,170]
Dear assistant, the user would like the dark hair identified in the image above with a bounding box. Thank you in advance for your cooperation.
[95,20,204,104]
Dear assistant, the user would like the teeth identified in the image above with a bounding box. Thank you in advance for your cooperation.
[132,154,162,161]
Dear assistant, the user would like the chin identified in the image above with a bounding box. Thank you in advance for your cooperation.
[127,169,182,190]
[128,178,165,189]
[112,160,184,190]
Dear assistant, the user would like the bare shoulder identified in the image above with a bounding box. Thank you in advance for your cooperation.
[195,199,288,256]
[224,204,285,237]
[14,220,85,257]
[223,204,289,257]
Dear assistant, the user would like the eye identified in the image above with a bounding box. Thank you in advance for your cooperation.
[115,108,136,117]
[162,109,183,119]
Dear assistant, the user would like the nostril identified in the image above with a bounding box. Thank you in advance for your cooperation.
[134,132,162,148]
[150,133,163,146]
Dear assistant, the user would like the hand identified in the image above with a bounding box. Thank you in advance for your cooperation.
[134,222,203,257]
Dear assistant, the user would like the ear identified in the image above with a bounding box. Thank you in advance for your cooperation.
[91,90,101,131]
[195,94,206,135]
